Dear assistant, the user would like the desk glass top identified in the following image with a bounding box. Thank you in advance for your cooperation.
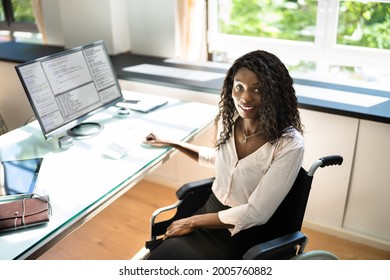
[0,91,217,259]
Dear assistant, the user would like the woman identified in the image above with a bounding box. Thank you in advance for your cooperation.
[144,50,304,259]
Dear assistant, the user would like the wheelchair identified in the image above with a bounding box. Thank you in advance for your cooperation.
[135,155,343,260]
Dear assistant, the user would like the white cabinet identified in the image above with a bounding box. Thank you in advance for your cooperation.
[343,120,390,242]
[299,109,358,227]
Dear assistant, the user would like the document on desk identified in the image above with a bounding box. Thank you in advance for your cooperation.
[117,96,168,113]
[95,118,191,156]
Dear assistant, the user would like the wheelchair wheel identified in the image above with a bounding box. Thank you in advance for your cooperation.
[292,250,339,260]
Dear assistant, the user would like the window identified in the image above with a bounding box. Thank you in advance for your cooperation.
[337,1,389,49]
[217,0,318,43]
[0,0,42,43]
[208,0,390,86]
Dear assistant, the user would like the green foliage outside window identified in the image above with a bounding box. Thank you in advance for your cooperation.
[218,0,318,42]
[337,1,390,50]
[0,4,5,22]
[219,0,390,50]
[11,0,35,23]
[0,0,40,43]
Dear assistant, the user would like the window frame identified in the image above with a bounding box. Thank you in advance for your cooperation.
[0,0,38,40]
[207,0,390,73]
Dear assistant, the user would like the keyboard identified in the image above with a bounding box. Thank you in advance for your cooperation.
[100,142,129,160]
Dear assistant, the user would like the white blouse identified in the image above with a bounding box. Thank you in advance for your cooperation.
[198,127,304,235]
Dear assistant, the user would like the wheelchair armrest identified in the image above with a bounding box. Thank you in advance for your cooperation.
[242,231,308,260]
[175,177,214,200]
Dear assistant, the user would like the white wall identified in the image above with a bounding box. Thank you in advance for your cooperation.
[41,0,64,46]
[58,0,130,53]
[0,0,177,131]
[0,62,34,130]
[41,0,176,57]
[128,0,176,58]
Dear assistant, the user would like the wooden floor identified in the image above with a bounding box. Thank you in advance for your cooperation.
[38,180,390,260]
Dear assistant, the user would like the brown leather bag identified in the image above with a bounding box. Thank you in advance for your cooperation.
[0,195,51,232]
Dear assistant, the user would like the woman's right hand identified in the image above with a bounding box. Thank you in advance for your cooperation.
[144,132,200,162]
[143,132,172,147]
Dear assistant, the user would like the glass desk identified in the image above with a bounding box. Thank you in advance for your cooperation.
[0,91,217,259]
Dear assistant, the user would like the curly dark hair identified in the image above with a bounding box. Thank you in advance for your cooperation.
[214,50,303,147]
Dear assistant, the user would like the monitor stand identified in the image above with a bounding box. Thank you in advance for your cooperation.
[67,122,103,139]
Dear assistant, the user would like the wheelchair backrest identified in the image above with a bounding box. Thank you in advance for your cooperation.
[263,167,313,239]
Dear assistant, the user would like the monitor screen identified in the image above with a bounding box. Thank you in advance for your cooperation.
[15,41,124,139]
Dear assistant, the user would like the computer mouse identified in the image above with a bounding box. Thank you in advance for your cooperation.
[117,107,131,115]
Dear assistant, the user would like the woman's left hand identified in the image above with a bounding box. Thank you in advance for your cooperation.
[163,213,230,240]
[163,217,195,240]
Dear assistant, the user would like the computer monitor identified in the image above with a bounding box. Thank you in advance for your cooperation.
[15,40,124,139]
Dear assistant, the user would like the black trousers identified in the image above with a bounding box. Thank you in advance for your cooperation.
[146,192,270,260]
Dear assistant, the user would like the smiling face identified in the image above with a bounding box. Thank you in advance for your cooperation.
[232,67,262,120]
